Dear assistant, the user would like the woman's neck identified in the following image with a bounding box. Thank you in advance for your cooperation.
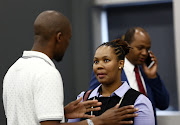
[101,82,122,97]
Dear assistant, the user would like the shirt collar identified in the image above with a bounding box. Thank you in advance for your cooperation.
[22,51,56,68]
[88,81,130,99]
[124,57,135,73]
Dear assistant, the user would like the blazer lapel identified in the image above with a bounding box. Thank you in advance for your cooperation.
[121,69,129,84]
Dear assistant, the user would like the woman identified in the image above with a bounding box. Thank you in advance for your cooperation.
[68,39,155,125]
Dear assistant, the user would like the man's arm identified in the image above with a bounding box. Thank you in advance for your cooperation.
[64,97,102,119]
[146,74,169,110]
[41,105,138,125]
[142,51,169,109]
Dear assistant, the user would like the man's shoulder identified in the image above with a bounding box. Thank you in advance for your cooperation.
[13,57,59,76]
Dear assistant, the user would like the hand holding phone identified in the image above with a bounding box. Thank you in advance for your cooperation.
[145,51,155,68]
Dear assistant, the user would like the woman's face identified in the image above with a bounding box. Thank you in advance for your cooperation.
[93,46,123,85]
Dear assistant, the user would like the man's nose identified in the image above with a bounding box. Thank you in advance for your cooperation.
[142,49,148,56]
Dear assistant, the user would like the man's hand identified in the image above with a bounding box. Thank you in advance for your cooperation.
[93,104,138,125]
[64,97,102,119]
[143,51,157,79]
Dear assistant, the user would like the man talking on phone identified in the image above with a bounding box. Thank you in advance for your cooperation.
[89,27,169,125]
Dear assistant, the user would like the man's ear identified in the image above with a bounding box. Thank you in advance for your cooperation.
[56,32,62,42]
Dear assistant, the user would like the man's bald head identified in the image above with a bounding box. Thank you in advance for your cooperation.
[34,10,70,42]
[32,10,72,62]
[124,27,150,44]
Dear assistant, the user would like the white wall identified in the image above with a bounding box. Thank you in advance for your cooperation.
[173,0,180,111]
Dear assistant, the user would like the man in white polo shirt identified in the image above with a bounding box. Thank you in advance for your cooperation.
[3,10,138,125]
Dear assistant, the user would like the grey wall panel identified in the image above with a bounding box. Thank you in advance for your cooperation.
[0,1,72,124]
[0,0,94,124]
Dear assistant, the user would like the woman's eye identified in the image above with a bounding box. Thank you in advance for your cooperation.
[104,59,110,62]
[94,60,98,64]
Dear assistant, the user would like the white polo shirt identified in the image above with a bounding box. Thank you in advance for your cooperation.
[3,51,64,125]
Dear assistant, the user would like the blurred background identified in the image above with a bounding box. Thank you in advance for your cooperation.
[0,0,180,125]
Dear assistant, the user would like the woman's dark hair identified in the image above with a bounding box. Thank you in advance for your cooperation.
[97,39,131,60]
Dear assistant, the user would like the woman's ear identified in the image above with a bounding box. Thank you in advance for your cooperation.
[56,32,62,42]
[119,60,124,70]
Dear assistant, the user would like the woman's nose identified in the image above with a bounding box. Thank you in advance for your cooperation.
[96,61,104,70]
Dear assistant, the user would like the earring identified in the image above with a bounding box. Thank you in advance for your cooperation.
[119,67,121,70]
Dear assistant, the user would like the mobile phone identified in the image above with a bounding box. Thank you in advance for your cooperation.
[145,52,155,68]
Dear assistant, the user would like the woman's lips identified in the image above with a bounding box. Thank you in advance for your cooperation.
[97,73,106,79]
